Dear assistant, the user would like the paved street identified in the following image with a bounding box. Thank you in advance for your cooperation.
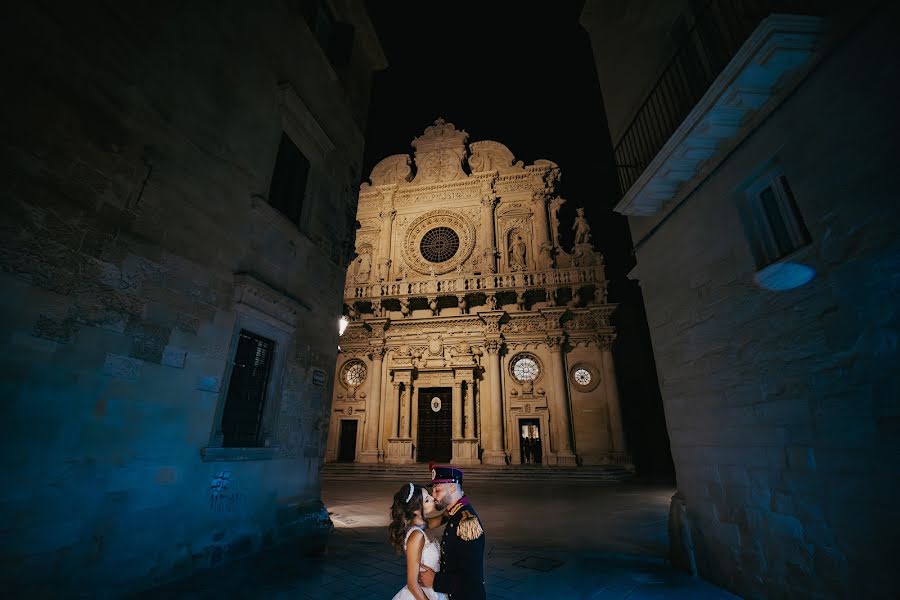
[142,479,739,599]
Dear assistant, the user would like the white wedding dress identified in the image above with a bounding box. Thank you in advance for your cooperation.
[391,526,448,600]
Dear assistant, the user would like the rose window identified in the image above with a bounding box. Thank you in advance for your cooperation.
[574,368,592,385]
[342,360,367,386]
[419,227,460,263]
[512,356,540,382]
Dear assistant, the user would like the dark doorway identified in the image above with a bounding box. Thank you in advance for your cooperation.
[338,420,357,462]
[520,419,542,465]
[417,387,452,463]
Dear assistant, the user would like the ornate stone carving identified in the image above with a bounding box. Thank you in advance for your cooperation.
[467,140,524,174]
[411,119,469,185]
[402,209,477,276]
[546,334,565,351]
[572,207,591,246]
[508,231,527,270]
[549,196,566,249]
[350,246,373,283]
[596,333,617,351]
[368,155,413,186]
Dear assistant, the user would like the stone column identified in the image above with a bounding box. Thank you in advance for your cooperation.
[400,379,411,438]
[408,379,416,438]
[480,195,498,273]
[532,192,553,269]
[360,344,384,463]
[376,208,396,281]
[548,334,577,466]
[452,379,463,439]
[390,382,401,438]
[464,378,475,438]
[482,339,507,464]
[600,339,627,454]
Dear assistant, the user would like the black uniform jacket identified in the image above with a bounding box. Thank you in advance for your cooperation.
[432,496,486,600]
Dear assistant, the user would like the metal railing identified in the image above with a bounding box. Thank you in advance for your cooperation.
[613,0,820,196]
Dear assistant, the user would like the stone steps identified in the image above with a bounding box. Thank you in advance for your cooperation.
[320,463,634,482]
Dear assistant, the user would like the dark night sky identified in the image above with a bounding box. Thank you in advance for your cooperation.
[362,1,634,277]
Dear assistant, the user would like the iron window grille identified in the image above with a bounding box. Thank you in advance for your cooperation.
[221,330,276,447]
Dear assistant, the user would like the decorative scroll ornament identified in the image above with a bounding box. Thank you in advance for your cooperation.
[467,140,524,174]
[431,397,442,412]
[368,154,414,186]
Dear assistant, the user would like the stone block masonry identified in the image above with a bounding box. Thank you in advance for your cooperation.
[624,5,900,599]
[0,2,385,596]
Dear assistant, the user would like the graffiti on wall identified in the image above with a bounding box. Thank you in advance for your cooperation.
[210,470,244,513]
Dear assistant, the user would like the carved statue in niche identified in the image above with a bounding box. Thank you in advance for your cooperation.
[508,232,527,270]
[399,297,411,317]
[572,207,592,246]
[354,247,372,283]
[549,196,567,249]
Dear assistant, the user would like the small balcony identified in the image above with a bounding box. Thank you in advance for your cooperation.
[344,263,607,316]
[613,0,825,216]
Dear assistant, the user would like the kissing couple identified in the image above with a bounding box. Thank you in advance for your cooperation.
[388,465,486,600]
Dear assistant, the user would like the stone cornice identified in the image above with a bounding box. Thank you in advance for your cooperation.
[233,272,309,331]
[615,15,825,217]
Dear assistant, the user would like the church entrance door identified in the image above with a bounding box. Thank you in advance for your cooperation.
[417,387,452,463]
[519,418,542,464]
[337,420,357,462]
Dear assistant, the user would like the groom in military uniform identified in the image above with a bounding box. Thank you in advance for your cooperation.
[418,465,486,600]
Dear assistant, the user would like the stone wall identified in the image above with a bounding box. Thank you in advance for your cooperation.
[0,2,383,595]
[631,8,899,598]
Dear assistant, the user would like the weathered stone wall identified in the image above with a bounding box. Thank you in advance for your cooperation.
[0,2,383,595]
[631,9,900,599]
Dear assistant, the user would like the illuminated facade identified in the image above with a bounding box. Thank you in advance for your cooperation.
[326,119,631,467]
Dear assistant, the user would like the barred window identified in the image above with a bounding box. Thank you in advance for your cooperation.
[221,330,275,447]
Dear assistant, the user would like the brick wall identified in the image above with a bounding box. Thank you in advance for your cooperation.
[0,3,381,595]
[632,8,900,598]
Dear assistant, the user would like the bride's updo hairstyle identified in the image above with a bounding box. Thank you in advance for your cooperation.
[389,482,426,554]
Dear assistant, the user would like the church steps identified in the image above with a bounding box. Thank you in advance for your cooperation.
[320,463,633,482]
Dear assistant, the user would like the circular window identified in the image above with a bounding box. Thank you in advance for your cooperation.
[574,368,592,385]
[419,227,460,263]
[569,363,600,392]
[342,360,367,387]
[511,355,540,382]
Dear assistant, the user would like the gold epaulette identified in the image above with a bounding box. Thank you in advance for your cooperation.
[456,510,483,541]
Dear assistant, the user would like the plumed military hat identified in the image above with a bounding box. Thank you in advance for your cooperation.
[430,464,463,485]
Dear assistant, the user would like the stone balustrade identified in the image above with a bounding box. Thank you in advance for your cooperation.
[345,264,605,302]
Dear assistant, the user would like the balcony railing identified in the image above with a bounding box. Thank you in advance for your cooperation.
[345,264,605,302]
[613,0,820,196]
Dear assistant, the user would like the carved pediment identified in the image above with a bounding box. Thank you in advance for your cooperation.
[411,119,469,185]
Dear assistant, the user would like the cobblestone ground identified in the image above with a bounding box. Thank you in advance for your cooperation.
[140,480,739,599]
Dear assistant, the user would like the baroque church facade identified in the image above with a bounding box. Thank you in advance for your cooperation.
[326,119,630,468]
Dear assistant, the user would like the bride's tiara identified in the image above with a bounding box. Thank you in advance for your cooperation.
[405,482,414,503]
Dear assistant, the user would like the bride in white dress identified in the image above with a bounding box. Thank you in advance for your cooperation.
[389,483,448,600]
